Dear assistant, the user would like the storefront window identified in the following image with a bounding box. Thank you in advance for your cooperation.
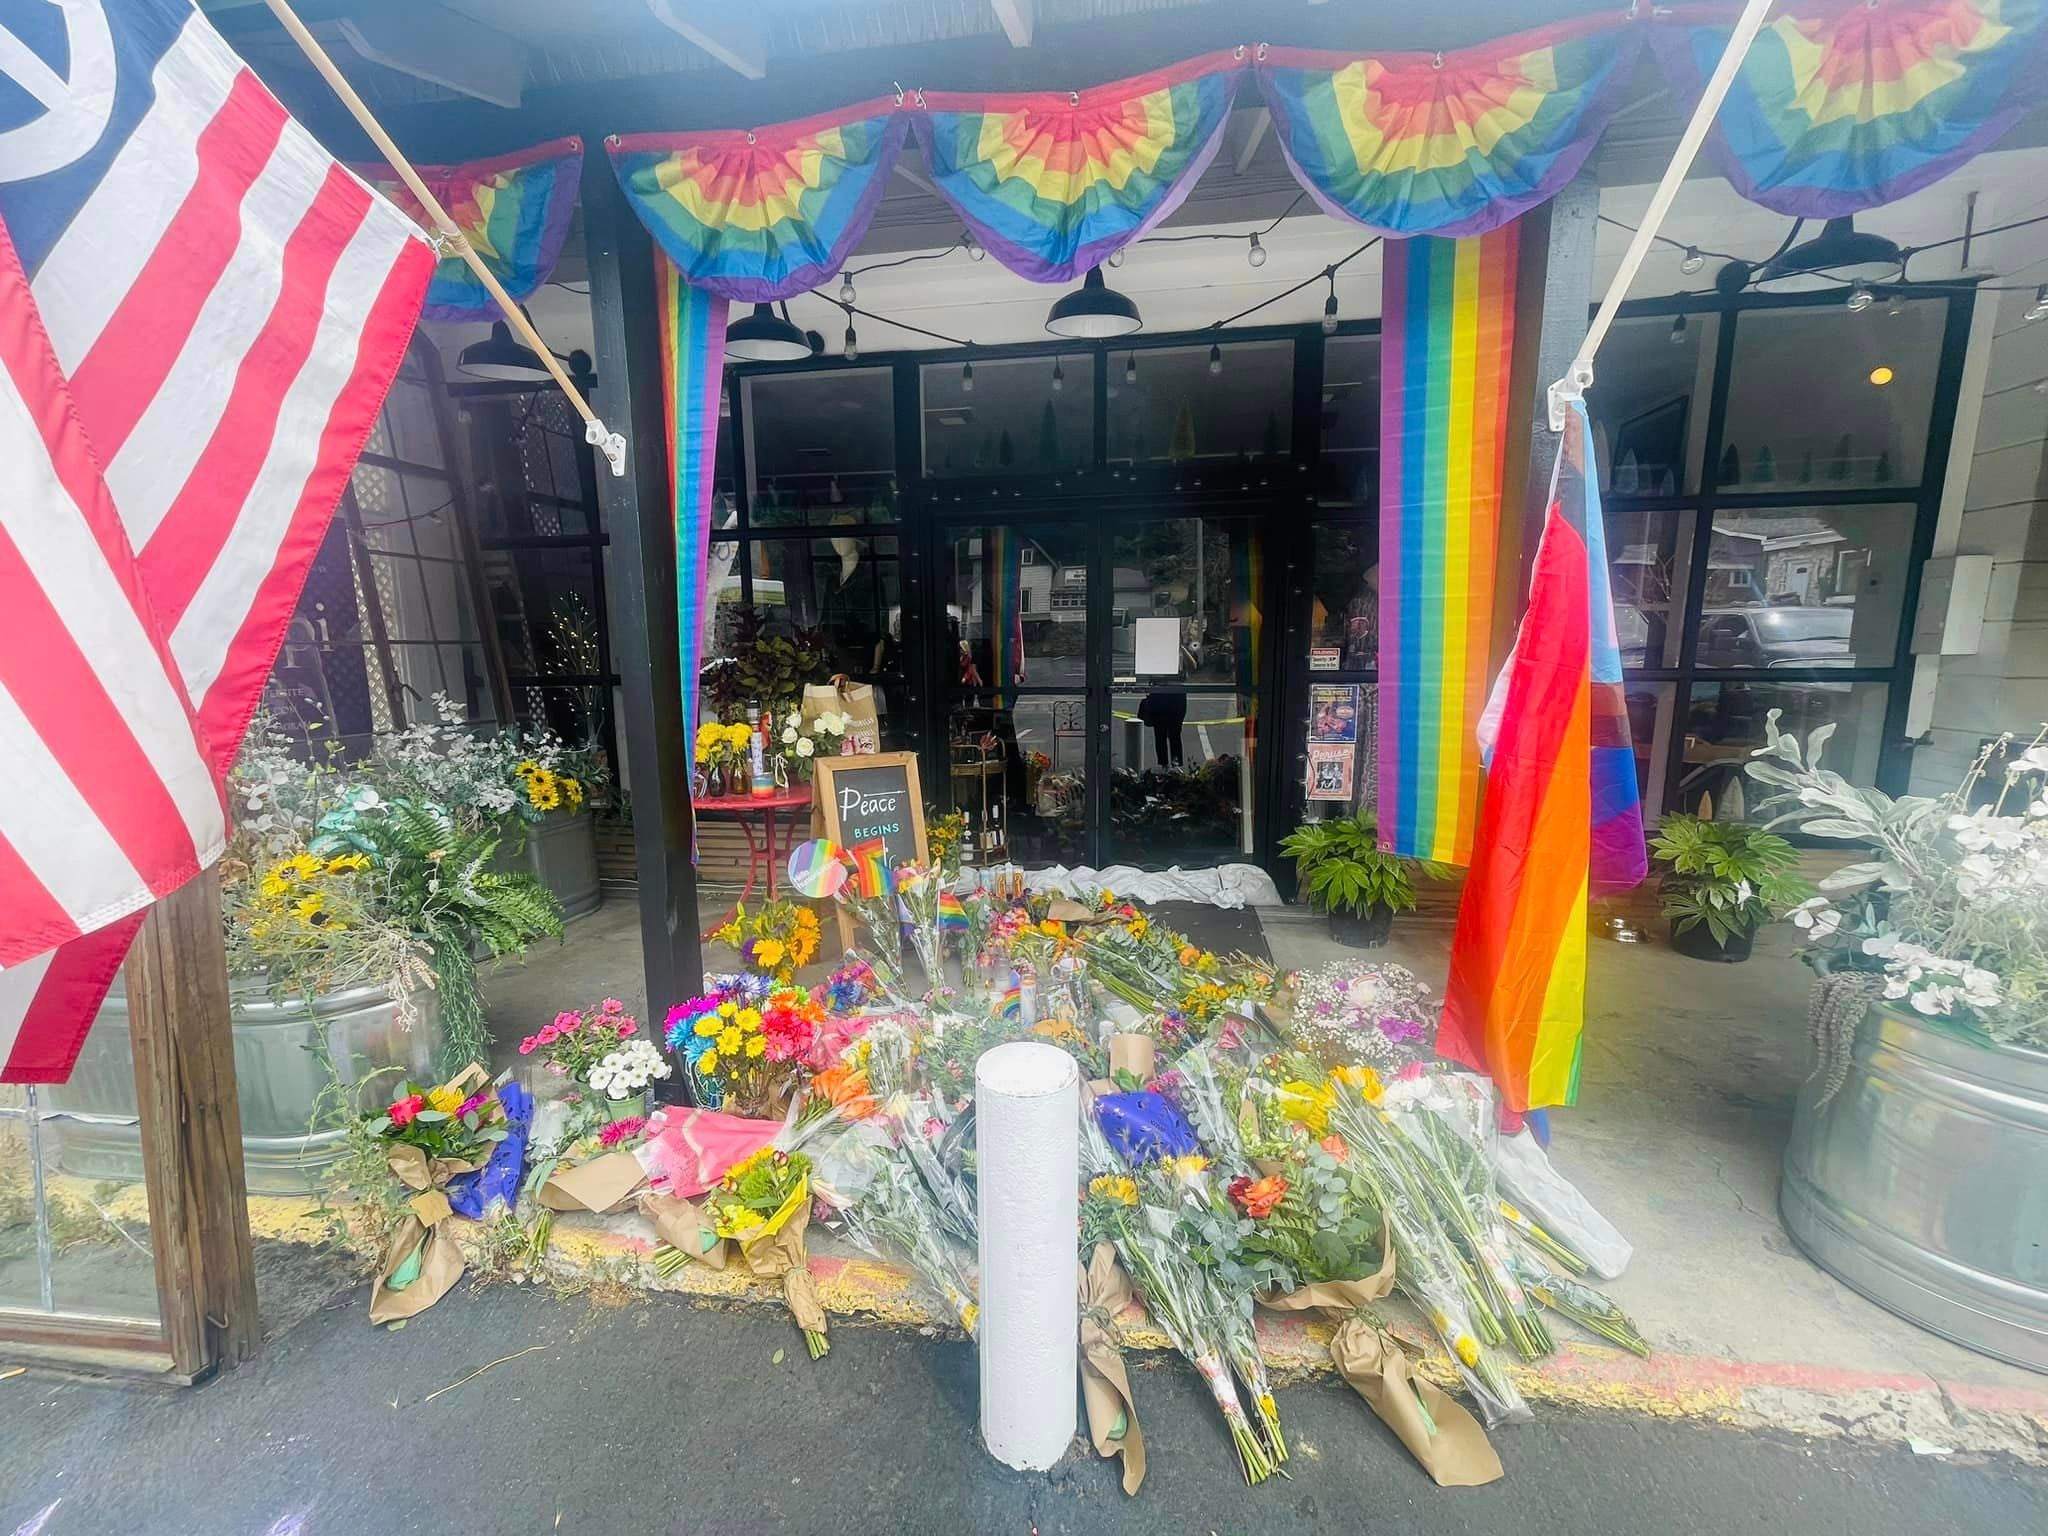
[1106,340,1292,472]
[1608,507,1692,670]
[980,693,1090,867]
[1719,301,1943,491]
[1306,521,1380,671]
[1677,680,1888,816]
[1109,688,1255,865]
[1587,313,1718,496]
[753,535,902,685]
[744,367,898,525]
[944,525,1090,689]
[1108,518,1263,687]
[923,354,1093,481]
[1699,504,1913,669]
[1317,335,1381,506]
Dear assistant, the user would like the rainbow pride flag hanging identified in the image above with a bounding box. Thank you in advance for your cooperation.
[608,107,908,304]
[1652,0,2048,217]
[1437,400,1645,1112]
[1255,18,1643,237]
[655,253,728,756]
[1376,224,1519,866]
[359,137,583,320]
[912,55,1242,281]
[982,527,1026,705]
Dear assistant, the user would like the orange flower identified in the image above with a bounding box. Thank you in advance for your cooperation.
[812,1062,876,1121]
[1319,1134,1350,1165]
[1227,1174,1289,1219]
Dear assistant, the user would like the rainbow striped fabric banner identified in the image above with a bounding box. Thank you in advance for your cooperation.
[1256,18,1643,237]
[982,527,1026,705]
[609,107,908,304]
[656,254,729,756]
[1376,224,1519,865]
[1438,401,1645,1111]
[1652,0,2048,217]
[912,55,1242,281]
[360,138,583,321]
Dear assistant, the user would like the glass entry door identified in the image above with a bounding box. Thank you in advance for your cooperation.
[939,511,1267,871]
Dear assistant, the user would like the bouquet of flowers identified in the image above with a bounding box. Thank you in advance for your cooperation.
[1081,1109,1276,1485]
[703,1146,830,1359]
[926,810,967,877]
[1280,961,1437,1070]
[666,975,805,1116]
[834,1131,982,1337]
[709,899,822,984]
[366,1072,508,1162]
[518,997,667,1113]
[771,705,848,781]
[693,719,756,794]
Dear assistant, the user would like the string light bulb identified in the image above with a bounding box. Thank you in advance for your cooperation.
[1247,232,1267,268]
[1051,358,1065,392]
[961,361,974,393]
[1106,247,1125,269]
[1669,314,1688,345]
[963,230,986,262]
[1680,246,1705,275]
[842,322,858,362]
[2027,285,2048,323]
[1124,352,1138,385]
[838,273,856,306]
[1847,281,1874,313]
[1208,342,1223,375]
[1321,275,1340,335]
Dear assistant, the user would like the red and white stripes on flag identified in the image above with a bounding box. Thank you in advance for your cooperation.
[0,0,434,1081]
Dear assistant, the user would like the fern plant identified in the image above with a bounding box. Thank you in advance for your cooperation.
[345,798,565,1066]
[1650,813,1809,946]
[1279,813,1433,917]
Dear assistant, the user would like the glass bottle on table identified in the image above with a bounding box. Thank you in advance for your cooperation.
[747,705,775,798]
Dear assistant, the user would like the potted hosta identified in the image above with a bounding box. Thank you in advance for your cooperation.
[1749,713,2048,1370]
[1279,812,1431,948]
[51,721,563,1195]
[1649,814,1808,962]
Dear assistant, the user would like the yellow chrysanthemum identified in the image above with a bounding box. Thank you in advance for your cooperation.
[744,1036,766,1058]
[693,1014,722,1038]
[717,1001,738,1018]
[699,1050,720,1075]
[736,1008,763,1033]
[426,1086,463,1116]
[716,1026,742,1056]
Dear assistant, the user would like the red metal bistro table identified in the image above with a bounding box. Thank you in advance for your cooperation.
[693,785,813,939]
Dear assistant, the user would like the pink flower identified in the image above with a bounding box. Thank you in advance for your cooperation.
[536,1022,560,1046]
[601,998,624,1014]
[617,1020,637,1037]
[598,1115,648,1147]
[552,1010,580,1032]
[517,1036,537,1056]
[1395,1061,1425,1082]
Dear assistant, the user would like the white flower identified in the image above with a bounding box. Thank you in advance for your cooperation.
[1789,897,1841,939]
[1734,878,1754,905]
[589,1064,614,1092]
[2011,744,2048,776]
[795,737,815,758]
[787,710,803,728]
[782,726,798,744]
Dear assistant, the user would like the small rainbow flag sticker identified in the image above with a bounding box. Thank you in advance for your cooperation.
[848,838,893,900]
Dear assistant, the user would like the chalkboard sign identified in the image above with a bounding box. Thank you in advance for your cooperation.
[810,753,927,948]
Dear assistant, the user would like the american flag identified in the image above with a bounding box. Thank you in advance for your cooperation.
[0,0,433,1081]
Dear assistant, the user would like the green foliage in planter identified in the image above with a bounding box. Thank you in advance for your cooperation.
[1650,814,1809,946]
[701,605,831,720]
[1279,813,1433,918]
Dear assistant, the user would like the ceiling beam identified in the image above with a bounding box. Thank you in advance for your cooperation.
[647,0,768,80]
[990,0,1035,49]
[335,4,526,110]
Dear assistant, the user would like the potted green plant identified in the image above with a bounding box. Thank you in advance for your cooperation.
[1749,712,2048,1370]
[1649,813,1809,962]
[1279,812,1428,948]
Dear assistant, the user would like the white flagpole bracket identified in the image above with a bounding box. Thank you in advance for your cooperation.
[586,419,628,478]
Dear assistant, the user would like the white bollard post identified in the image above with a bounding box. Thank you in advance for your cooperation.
[975,1040,1080,1471]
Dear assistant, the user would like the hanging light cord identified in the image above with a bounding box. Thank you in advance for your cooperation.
[1207,239,1380,329]
[817,293,973,348]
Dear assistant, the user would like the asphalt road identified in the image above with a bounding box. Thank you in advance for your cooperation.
[4,1275,2045,1536]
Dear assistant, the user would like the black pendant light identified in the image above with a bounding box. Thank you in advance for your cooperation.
[458,320,550,380]
[725,302,813,362]
[1045,266,1142,339]
[1763,216,1903,282]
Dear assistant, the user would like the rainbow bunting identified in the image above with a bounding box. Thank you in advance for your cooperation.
[608,107,908,303]
[1652,0,2048,217]
[1376,225,1518,866]
[360,138,583,321]
[912,55,1243,281]
[982,527,1026,705]
[1438,400,1645,1112]
[1256,18,1644,237]
[655,254,728,758]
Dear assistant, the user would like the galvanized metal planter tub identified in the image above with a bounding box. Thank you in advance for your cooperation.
[1781,1001,2048,1373]
[46,980,439,1196]
[498,808,601,919]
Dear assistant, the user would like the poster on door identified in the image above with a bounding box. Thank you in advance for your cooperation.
[1306,743,1355,802]
[1308,684,1361,743]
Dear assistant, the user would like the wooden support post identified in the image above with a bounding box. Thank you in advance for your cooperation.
[126,868,260,1379]
[580,142,705,1075]
[1498,172,1600,667]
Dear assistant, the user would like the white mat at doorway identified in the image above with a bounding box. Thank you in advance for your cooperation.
[968,863,1283,909]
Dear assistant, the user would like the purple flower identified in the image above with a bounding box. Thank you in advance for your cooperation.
[1377,1015,1428,1045]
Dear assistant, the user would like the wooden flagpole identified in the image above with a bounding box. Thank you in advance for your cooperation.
[257,0,628,476]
